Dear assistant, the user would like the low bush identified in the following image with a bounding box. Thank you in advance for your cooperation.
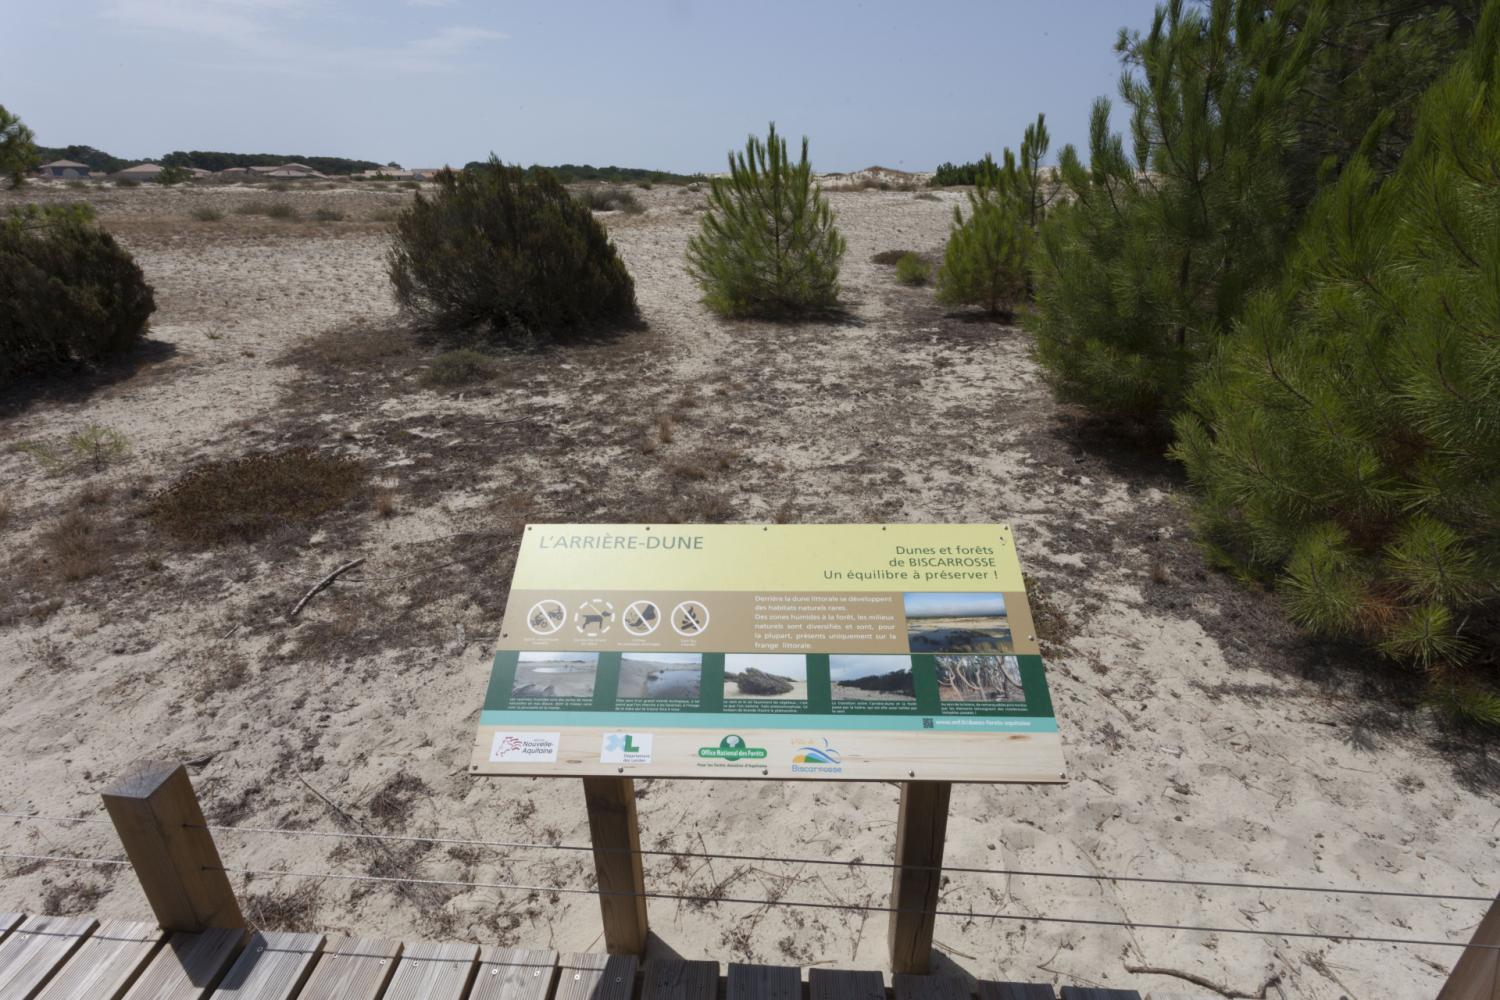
[313,208,345,222]
[870,249,912,265]
[267,181,291,192]
[388,155,639,339]
[930,161,986,187]
[115,178,139,189]
[686,123,845,318]
[895,253,931,286]
[149,448,364,546]
[0,204,156,383]
[158,165,192,186]
[190,207,223,222]
[421,348,499,387]
[576,187,644,214]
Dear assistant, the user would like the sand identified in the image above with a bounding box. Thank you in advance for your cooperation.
[0,178,1495,998]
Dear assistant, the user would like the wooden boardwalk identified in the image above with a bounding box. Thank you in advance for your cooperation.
[0,912,1166,1000]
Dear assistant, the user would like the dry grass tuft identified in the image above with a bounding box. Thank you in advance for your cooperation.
[43,505,117,581]
[0,493,10,530]
[367,771,430,829]
[149,448,365,546]
[657,415,675,444]
[871,249,916,266]
[244,884,320,932]
[375,488,399,518]
[421,348,499,388]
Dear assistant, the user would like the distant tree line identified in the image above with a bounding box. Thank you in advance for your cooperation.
[160,151,383,174]
[34,144,129,175]
[463,162,706,186]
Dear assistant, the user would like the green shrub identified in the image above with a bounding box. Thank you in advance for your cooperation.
[576,187,643,214]
[929,161,985,187]
[0,204,156,382]
[936,161,1031,315]
[388,155,638,339]
[421,348,498,387]
[686,123,845,318]
[158,165,192,186]
[191,207,223,222]
[0,105,38,188]
[1171,11,1500,724]
[265,203,299,221]
[313,208,345,222]
[894,253,930,286]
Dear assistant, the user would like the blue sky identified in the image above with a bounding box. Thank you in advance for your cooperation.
[904,592,1006,619]
[829,655,912,682]
[4,0,1162,171]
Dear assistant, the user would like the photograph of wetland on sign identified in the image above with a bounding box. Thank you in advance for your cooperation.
[905,592,1013,653]
[617,652,703,701]
[829,655,917,703]
[511,651,599,700]
[936,654,1026,703]
[723,654,808,701]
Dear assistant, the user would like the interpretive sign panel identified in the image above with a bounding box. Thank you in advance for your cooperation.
[471,524,1066,782]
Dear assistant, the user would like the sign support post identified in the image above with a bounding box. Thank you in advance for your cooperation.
[582,776,649,955]
[888,780,952,974]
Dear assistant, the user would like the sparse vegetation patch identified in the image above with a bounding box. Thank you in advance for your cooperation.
[149,448,365,546]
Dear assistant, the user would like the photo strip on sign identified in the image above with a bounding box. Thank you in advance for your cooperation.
[471,524,1066,783]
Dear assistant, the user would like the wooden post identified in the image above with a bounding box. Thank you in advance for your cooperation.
[101,760,245,932]
[888,780,951,975]
[1439,892,1500,1000]
[581,777,648,956]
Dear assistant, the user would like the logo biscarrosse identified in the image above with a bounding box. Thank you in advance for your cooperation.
[490,732,560,764]
[600,733,653,765]
[698,735,767,762]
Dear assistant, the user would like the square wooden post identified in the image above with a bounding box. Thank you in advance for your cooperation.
[888,780,951,975]
[1439,891,1500,1000]
[101,760,245,932]
[582,776,648,956]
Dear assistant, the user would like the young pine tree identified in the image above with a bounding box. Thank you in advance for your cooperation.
[935,156,1032,316]
[0,105,38,188]
[1171,1,1500,725]
[686,123,845,319]
[1029,0,1322,426]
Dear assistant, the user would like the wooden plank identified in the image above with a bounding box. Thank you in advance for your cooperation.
[37,920,164,1000]
[101,762,245,932]
[978,983,1055,1000]
[122,928,246,1000]
[727,964,801,1000]
[470,948,558,1000]
[888,780,951,975]
[1438,891,1500,1000]
[0,915,98,999]
[581,777,648,956]
[0,914,23,945]
[643,960,719,1000]
[894,974,969,1000]
[809,969,885,1000]
[209,931,322,1000]
[382,941,478,1000]
[297,935,401,1000]
[1058,989,1141,1000]
[555,953,637,1000]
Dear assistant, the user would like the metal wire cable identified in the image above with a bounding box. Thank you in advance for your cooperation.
[209,864,1500,953]
[1,849,1494,953]
[4,810,1493,903]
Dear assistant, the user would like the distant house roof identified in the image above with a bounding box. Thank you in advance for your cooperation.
[249,165,280,173]
[279,163,317,172]
[41,159,90,169]
[263,168,328,178]
[117,163,163,175]
[219,167,251,174]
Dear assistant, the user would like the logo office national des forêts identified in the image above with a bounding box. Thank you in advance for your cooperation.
[697,735,767,762]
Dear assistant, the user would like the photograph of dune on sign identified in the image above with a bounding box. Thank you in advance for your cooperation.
[723,654,808,701]
[936,654,1025,703]
[904,592,1012,653]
